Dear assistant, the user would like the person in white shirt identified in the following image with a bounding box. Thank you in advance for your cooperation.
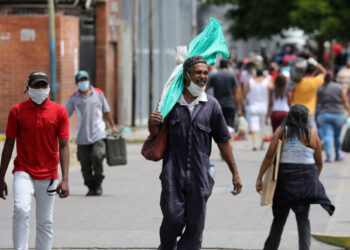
[244,69,273,150]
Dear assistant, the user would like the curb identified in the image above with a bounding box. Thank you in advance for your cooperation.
[312,233,350,248]
[0,248,243,250]
[0,135,145,144]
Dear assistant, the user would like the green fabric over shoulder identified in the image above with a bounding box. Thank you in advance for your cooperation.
[160,17,229,118]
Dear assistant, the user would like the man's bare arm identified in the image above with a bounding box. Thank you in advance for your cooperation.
[233,85,243,116]
[103,112,119,134]
[0,137,15,200]
[148,111,163,137]
[217,141,242,195]
[56,139,70,198]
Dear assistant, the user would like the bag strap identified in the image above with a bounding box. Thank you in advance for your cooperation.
[272,127,285,181]
[272,138,282,181]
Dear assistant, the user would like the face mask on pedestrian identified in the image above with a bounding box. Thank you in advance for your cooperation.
[78,81,90,92]
[28,87,50,105]
[186,72,205,97]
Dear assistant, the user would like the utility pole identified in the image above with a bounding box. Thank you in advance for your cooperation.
[192,0,197,37]
[149,0,153,114]
[48,0,56,101]
[132,0,138,126]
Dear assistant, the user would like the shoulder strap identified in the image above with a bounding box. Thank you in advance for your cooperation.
[273,138,283,181]
[278,125,287,140]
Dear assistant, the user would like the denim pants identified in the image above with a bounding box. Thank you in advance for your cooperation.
[263,205,311,250]
[317,113,345,160]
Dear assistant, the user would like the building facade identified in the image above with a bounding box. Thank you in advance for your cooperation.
[0,0,122,134]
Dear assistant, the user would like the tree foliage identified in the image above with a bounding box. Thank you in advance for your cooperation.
[290,0,350,41]
[211,0,350,41]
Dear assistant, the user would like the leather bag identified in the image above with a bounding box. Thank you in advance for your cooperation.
[261,137,283,206]
[141,121,168,161]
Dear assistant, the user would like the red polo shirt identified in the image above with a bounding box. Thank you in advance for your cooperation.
[6,99,69,180]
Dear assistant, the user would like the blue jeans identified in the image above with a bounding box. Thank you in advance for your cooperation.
[317,113,345,160]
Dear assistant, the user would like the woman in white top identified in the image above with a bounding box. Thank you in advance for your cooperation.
[267,74,292,132]
[244,69,273,150]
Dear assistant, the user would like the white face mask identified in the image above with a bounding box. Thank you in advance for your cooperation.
[28,87,50,105]
[186,73,205,97]
[78,81,90,92]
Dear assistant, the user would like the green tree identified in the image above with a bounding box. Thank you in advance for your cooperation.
[211,0,350,60]
[218,0,295,40]
[290,0,350,41]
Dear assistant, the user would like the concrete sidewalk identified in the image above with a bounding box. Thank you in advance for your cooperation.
[0,130,348,249]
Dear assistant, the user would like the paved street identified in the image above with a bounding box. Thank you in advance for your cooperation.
[0,133,349,249]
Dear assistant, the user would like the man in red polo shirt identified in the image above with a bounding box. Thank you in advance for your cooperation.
[0,71,70,250]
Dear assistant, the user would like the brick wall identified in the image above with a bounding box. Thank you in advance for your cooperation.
[0,15,79,133]
[95,0,121,124]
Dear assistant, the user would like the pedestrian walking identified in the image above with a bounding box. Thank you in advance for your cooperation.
[244,69,273,150]
[0,71,70,250]
[317,71,350,162]
[239,61,255,90]
[206,58,243,145]
[256,104,335,250]
[268,62,279,82]
[65,71,118,196]
[266,74,291,132]
[148,56,242,250]
[293,58,326,129]
[239,61,255,124]
[336,61,350,98]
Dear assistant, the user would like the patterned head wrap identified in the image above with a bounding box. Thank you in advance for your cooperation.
[183,55,207,73]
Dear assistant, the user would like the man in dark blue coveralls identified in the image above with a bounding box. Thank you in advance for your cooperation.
[148,56,243,250]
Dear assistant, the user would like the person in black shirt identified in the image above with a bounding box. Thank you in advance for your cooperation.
[206,58,243,144]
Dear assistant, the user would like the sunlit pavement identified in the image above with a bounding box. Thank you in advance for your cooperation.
[0,133,348,249]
